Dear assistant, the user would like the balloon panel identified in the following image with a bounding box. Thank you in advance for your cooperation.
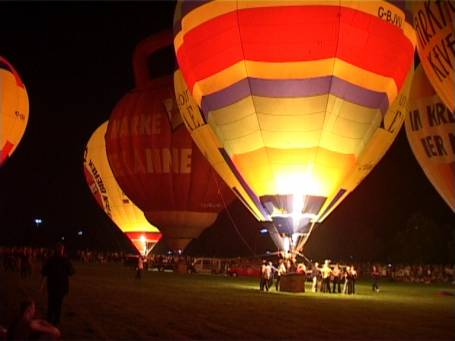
[174,69,267,221]
[0,57,29,166]
[83,121,161,251]
[412,1,455,111]
[174,1,416,239]
[405,65,455,212]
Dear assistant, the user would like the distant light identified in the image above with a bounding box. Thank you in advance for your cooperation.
[167,250,172,255]
[77,231,83,236]
[34,218,43,226]
[266,250,271,254]
[260,228,268,235]
[61,236,65,241]
[178,249,182,255]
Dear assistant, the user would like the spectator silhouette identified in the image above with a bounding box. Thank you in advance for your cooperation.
[40,243,75,325]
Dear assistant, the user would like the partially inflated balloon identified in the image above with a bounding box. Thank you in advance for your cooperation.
[105,32,234,252]
[405,65,455,212]
[0,56,29,166]
[84,121,162,255]
[412,1,455,111]
[174,1,416,252]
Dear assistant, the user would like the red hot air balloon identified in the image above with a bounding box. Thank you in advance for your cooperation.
[105,31,234,252]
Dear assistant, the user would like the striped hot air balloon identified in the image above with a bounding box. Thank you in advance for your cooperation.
[174,1,416,253]
[84,121,162,256]
[105,32,234,252]
[405,64,455,212]
[0,56,29,166]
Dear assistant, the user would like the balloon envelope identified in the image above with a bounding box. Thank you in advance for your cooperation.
[412,1,455,112]
[174,1,416,251]
[405,64,455,212]
[106,32,234,252]
[84,121,162,255]
[0,56,29,166]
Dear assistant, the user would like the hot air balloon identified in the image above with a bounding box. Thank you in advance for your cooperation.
[0,56,29,166]
[174,1,416,254]
[105,32,234,252]
[84,121,162,256]
[412,1,455,112]
[405,64,455,212]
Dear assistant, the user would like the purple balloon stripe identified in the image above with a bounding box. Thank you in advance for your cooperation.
[201,76,389,118]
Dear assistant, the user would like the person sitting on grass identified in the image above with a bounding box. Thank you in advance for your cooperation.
[7,299,61,340]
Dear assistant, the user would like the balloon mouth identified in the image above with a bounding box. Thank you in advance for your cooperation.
[260,193,323,234]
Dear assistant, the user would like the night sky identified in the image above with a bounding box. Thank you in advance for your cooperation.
[0,2,453,261]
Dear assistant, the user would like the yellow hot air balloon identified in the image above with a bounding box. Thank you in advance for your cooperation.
[83,121,162,255]
[412,1,455,112]
[405,64,455,212]
[174,1,416,253]
[0,56,29,166]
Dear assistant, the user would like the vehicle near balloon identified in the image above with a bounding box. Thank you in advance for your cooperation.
[405,64,455,212]
[173,1,416,255]
[411,1,455,112]
[84,121,162,256]
[105,31,234,253]
[0,56,29,166]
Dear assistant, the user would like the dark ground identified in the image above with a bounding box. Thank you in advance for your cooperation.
[1,261,454,340]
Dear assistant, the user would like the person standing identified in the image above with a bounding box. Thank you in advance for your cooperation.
[371,265,380,293]
[321,260,332,293]
[136,256,144,279]
[263,261,273,291]
[332,264,341,293]
[259,260,267,291]
[343,266,350,294]
[40,243,75,325]
[350,265,357,294]
[311,262,320,292]
[275,259,286,291]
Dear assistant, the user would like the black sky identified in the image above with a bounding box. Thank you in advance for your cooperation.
[0,2,453,261]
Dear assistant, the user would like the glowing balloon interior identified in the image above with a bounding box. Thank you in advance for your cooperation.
[84,121,162,256]
[405,65,455,212]
[0,56,29,166]
[174,1,416,252]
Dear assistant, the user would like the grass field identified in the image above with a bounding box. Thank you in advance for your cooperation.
[1,262,454,340]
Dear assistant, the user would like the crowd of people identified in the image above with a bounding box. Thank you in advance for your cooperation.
[1,245,454,339]
[259,259,359,294]
[1,246,454,285]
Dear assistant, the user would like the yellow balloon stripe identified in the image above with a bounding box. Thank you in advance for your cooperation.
[209,93,382,156]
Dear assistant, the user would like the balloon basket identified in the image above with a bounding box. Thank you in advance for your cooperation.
[280,273,306,293]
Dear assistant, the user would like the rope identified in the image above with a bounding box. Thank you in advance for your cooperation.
[213,174,256,256]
